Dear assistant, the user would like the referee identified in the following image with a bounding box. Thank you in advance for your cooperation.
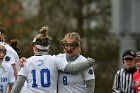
[112,50,137,93]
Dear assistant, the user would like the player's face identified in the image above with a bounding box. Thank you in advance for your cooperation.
[0,45,6,63]
[63,38,79,57]
[0,34,4,42]
[123,57,135,70]
[135,58,140,69]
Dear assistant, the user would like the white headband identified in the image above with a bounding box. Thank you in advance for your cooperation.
[35,45,49,50]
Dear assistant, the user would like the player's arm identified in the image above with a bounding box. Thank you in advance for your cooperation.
[6,83,14,93]
[19,57,95,73]
[7,63,15,93]
[11,63,18,79]
[8,82,14,92]
[64,58,95,73]
[85,79,95,93]
[11,75,26,93]
[5,55,18,79]
[83,66,95,93]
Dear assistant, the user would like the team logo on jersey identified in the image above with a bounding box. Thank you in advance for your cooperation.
[0,77,8,82]
[5,56,10,61]
[36,60,44,66]
[88,69,93,75]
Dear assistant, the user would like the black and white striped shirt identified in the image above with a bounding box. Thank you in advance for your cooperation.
[112,67,136,93]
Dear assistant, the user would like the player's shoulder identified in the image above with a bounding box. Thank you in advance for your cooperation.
[4,54,14,61]
[4,43,18,53]
[48,54,61,62]
[3,42,12,49]
[2,63,12,70]
[26,56,36,62]
[57,53,65,58]
[77,55,87,60]
[0,42,7,49]
[27,55,54,62]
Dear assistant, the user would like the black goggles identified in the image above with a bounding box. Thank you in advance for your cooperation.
[63,41,79,48]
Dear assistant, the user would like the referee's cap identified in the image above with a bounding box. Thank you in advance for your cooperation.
[123,50,136,59]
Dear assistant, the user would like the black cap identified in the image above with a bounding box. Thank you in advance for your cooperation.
[123,50,136,59]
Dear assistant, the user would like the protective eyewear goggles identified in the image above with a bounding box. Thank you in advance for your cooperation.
[63,41,79,49]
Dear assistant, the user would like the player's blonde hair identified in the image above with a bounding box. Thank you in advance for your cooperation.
[63,32,81,43]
